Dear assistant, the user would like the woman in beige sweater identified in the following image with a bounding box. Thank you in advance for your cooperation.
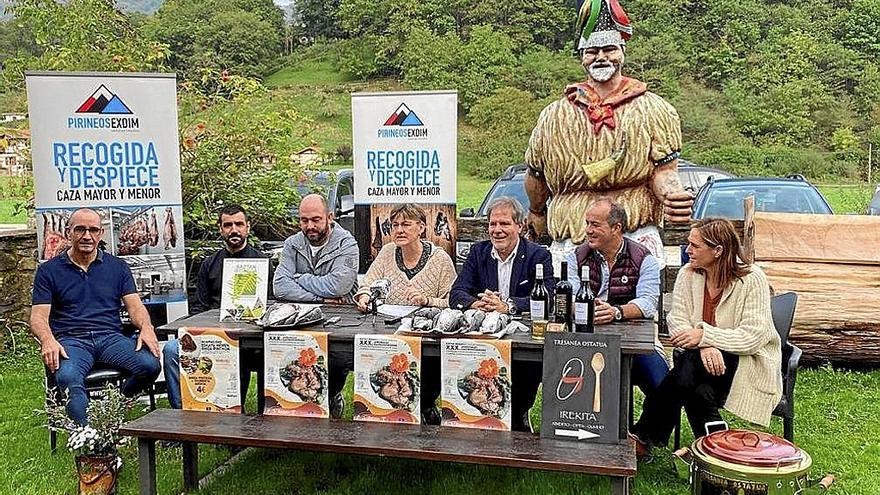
[630,218,781,455]
[354,204,456,311]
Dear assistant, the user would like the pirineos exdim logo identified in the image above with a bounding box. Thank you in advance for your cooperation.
[76,84,132,114]
[68,84,140,131]
[378,103,427,139]
[555,358,586,401]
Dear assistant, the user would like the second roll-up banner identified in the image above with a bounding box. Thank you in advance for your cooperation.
[351,91,458,270]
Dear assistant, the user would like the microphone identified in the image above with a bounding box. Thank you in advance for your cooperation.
[368,278,391,306]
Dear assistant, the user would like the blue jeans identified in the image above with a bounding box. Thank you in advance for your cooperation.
[163,339,183,409]
[632,350,670,395]
[55,332,161,425]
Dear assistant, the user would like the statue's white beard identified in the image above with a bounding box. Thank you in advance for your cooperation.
[588,63,619,82]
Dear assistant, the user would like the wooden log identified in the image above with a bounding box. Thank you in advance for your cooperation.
[757,261,880,365]
[659,220,746,247]
[754,212,880,264]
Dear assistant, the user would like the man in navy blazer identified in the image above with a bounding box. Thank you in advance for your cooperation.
[450,197,555,431]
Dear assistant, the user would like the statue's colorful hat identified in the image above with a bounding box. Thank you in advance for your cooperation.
[576,0,632,50]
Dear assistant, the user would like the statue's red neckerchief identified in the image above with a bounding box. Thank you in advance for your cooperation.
[565,77,647,134]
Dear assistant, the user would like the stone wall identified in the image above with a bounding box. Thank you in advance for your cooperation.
[0,229,37,348]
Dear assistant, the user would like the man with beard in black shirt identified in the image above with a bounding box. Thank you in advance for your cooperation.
[189,205,272,313]
[163,204,272,409]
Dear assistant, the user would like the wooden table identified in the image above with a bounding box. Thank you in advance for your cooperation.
[122,409,637,495]
[141,307,654,494]
[158,305,656,440]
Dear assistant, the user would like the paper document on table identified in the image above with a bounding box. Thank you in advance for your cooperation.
[377,304,419,318]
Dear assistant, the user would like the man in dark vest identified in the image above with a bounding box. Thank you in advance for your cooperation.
[566,197,668,394]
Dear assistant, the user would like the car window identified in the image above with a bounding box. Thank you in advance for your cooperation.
[477,178,530,216]
[701,184,831,219]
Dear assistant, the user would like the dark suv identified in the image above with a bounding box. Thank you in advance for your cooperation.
[682,175,833,264]
[691,175,833,220]
[460,164,531,218]
[289,168,355,233]
[461,161,732,218]
[677,160,735,193]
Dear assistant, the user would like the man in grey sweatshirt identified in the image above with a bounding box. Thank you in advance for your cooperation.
[273,194,359,417]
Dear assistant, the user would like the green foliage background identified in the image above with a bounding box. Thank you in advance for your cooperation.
[2,0,879,227]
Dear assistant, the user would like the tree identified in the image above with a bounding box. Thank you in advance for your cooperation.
[399,25,516,109]
[2,0,168,91]
[193,10,282,77]
[293,0,345,40]
[143,0,283,78]
[0,18,40,65]
[177,70,312,238]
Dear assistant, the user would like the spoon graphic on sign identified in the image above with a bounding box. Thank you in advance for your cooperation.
[591,352,605,413]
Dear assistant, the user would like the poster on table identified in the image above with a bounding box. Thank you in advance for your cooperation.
[350,91,458,263]
[25,72,188,323]
[263,331,330,418]
[353,334,421,424]
[441,339,512,431]
[177,327,242,413]
[219,258,270,321]
[540,333,620,444]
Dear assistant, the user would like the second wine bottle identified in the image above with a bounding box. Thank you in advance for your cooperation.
[554,260,573,330]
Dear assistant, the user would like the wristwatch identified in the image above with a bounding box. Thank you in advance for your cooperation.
[613,305,624,321]
[505,298,518,315]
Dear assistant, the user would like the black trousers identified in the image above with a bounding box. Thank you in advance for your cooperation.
[511,360,542,432]
[632,348,739,447]
[328,348,354,401]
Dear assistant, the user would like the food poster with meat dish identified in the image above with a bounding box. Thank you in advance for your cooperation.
[350,91,457,268]
[540,333,620,444]
[441,339,512,431]
[26,72,188,324]
[178,327,242,413]
[353,335,421,424]
[263,331,329,418]
[219,258,270,321]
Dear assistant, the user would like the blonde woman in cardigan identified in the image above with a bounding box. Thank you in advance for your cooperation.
[354,204,456,310]
[630,218,781,456]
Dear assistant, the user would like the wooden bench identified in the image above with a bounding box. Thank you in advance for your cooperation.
[122,409,637,495]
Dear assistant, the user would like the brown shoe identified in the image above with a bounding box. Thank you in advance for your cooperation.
[628,433,650,459]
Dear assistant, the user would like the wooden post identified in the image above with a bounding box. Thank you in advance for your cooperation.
[611,476,631,495]
[742,196,756,264]
[137,438,157,495]
[183,442,199,492]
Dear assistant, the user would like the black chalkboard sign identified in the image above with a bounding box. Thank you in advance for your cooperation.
[540,333,620,444]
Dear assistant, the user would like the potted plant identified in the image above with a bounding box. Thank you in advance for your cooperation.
[43,384,135,495]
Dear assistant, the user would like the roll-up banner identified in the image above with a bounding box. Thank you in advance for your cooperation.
[25,72,188,323]
[351,91,458,269]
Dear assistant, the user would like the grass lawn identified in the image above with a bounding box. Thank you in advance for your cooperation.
[817,183,875,214]
[2,349,878,494]
[457,174,494,210]
[264,60,355,88]
[0,199,26,223]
